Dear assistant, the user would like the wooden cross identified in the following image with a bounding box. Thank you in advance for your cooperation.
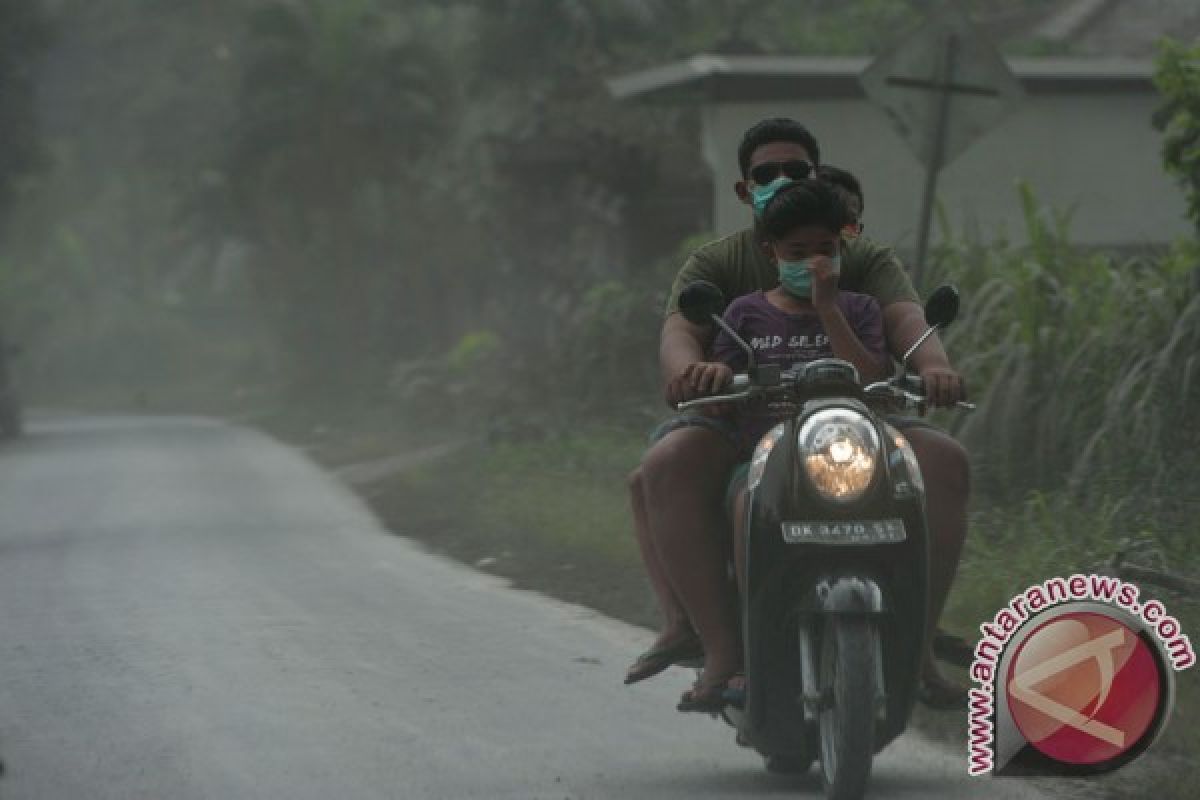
[884,34,1000,287]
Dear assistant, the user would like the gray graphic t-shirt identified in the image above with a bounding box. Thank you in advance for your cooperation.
[712,290,884,456]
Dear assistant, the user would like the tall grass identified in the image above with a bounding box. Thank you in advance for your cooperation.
[398,183,1200,538]
[928,183,1200,513]
[911,189,1200,795]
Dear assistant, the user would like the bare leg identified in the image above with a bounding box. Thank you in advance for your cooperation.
[905,426,970,690]
[628,466,692,646]
[641,426,743,692]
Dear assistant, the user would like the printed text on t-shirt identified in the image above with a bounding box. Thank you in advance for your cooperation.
[750,334,830,350]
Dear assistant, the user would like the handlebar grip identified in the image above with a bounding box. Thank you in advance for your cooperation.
[901,374,974,410]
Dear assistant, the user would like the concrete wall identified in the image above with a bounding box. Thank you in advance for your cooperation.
[707,93,1191,256]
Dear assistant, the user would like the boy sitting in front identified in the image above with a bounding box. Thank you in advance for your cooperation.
[676,177,890,711]
[714,177,890,597]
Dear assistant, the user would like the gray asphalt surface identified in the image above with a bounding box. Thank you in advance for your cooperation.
[0,415,1044,799]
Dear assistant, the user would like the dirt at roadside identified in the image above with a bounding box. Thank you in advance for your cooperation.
[362,468,665,635]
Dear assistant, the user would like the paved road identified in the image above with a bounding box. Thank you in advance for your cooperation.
[0,416,1043,799]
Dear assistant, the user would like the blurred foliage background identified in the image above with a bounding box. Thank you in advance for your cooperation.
[0,0,1082,407]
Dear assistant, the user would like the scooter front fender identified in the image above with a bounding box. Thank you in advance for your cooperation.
[802,574,887,615]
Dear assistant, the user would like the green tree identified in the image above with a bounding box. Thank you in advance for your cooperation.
[1154,38,1200,232]
[226,0,448,391]
[0,0,52,221]
[222,0,1071,402]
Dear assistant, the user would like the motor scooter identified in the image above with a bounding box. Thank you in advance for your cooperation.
[675,280,971,800]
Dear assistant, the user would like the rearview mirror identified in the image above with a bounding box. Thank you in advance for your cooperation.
[898,284,962,368]
[924,284,960,329]
[678,280,726,326]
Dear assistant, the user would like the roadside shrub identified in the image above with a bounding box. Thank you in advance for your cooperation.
[1154,38,1200,232]
[931,184,1200,504]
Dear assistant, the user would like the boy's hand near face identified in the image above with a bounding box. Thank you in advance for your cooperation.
[808,256,841,312]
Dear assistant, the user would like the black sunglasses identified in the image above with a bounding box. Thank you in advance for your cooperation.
[749,159,813,185]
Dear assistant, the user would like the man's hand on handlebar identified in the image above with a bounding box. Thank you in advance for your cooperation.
[687,362,733,396]
[918,365,968,409]
[665,362,734,413]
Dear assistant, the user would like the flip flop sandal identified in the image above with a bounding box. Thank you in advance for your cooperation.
[721,673,747,710]
[677,672,740,713]
[623,634,704,685]
[677,682,727,713]
[933,629,975,668]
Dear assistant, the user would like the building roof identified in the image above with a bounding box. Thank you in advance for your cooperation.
[607,54,1156,103]
[1035,0,1200,57]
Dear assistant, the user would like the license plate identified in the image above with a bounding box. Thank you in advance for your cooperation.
[781,518,906,545]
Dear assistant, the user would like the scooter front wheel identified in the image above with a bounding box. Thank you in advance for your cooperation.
[817,616,876,800]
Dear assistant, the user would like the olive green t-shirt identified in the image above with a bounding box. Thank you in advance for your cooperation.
[664,228,919,317]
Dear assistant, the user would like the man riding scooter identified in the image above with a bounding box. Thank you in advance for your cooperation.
[624,118,970,709]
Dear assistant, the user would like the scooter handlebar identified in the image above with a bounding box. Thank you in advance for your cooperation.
[675,374,751,411]
[676,372,975,413]
[895,374,975,410]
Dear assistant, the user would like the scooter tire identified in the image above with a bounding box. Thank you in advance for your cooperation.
[817,616,875,800]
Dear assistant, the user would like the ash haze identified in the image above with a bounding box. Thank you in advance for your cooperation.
[0,2,1196,798]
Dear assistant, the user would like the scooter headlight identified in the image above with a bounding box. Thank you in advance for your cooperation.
[747,423,786,492]
[797,409,880,504]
